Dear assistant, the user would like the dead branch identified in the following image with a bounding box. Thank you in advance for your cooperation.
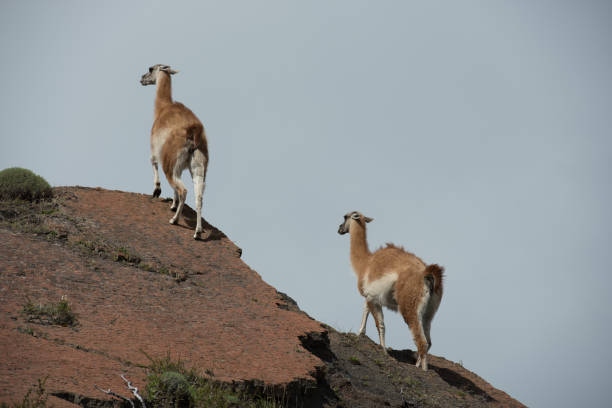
[121,374,146,408]
[94,384,134,408]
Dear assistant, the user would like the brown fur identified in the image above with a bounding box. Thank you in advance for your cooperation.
[156,103,207,201]
[425,264,444,296]
[394,269,431,359]
[347,219,370,296]
[154,71,173,115]
[153,102,208,171]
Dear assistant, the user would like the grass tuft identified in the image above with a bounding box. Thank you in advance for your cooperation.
[143,352,282,407]
[22,296,78,327]
[349,356,361,365]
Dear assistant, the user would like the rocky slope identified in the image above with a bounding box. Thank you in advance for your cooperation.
[0,187,525,407]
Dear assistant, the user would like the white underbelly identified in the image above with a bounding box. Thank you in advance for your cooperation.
[363,272,399,311]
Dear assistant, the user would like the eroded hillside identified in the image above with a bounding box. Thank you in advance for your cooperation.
[0,187,524,407]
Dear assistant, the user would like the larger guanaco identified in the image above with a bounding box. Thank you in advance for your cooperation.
[140,64,208,239]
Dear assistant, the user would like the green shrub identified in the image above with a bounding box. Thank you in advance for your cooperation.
[148,371,192,406]
[22,297,77,327]
[143,353,281,407]
[0,167,52,201]
[145,354,229,407]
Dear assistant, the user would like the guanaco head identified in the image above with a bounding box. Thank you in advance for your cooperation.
[338,211,373,235]
[140,64,179,86]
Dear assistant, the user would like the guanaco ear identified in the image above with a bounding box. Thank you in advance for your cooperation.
[364,216,374,223]
[160,66,179,75]
[351,213,361,220]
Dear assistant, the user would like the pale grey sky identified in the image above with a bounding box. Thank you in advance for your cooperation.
[1,1,611,406]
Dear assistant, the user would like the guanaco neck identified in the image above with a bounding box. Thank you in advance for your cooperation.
[349,221,371,278]
[154,71,173,116]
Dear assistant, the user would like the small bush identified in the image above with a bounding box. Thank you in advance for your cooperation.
[143,353,280,408]
[149,371,192,406]
[22,297,77,327]
[0,167,52,201]
[145,353,232,407]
